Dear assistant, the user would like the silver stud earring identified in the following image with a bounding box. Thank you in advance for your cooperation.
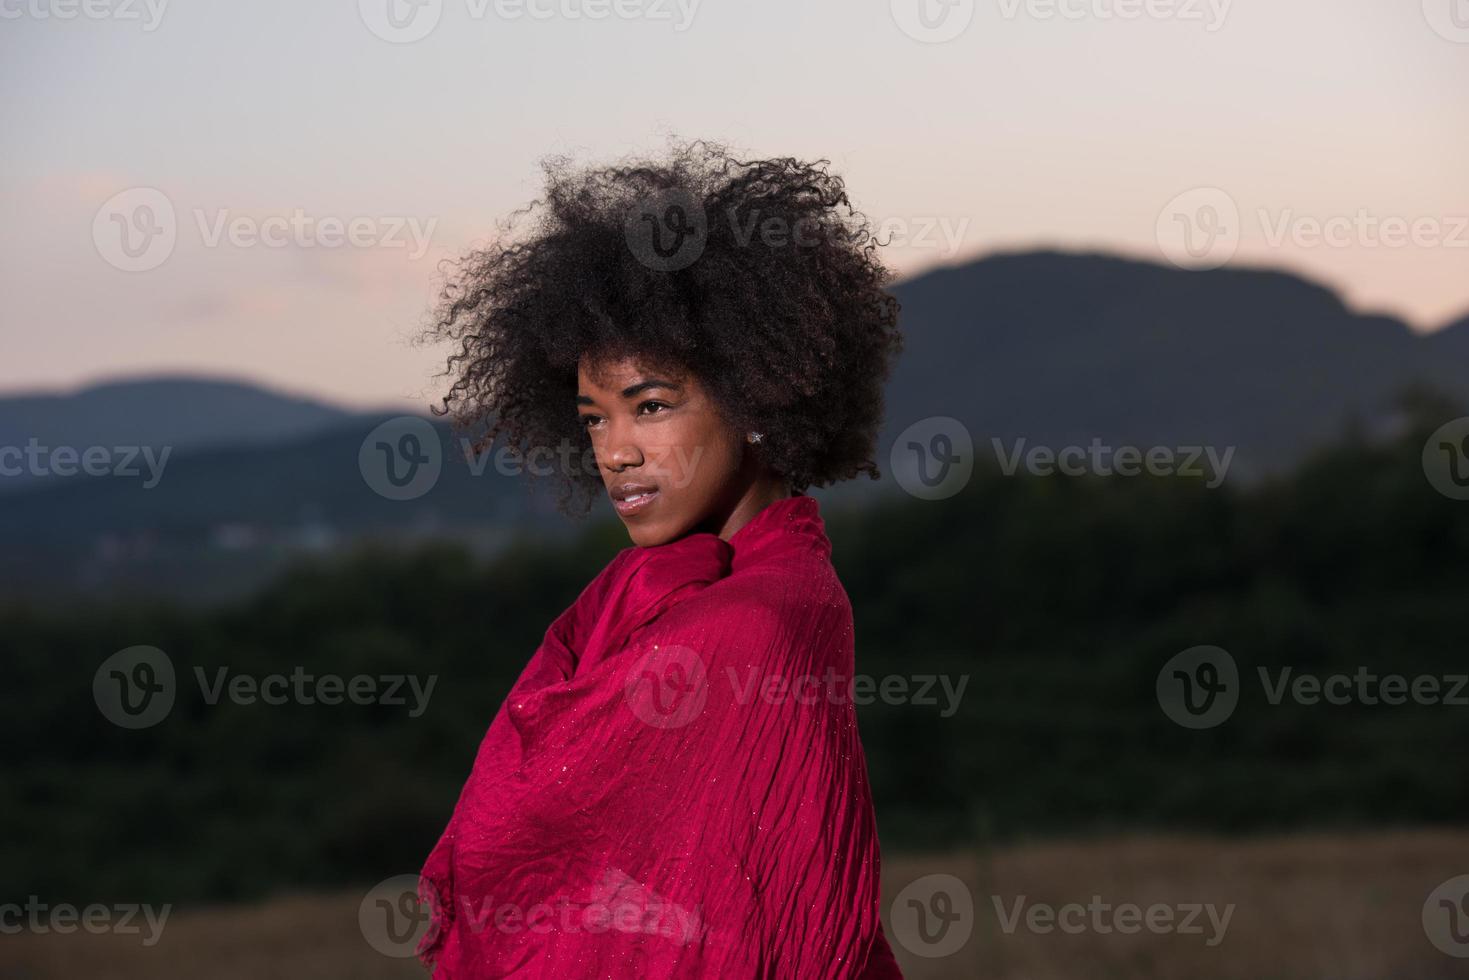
[747,432,764,444]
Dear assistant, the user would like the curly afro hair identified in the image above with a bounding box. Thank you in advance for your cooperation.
[425,139,903,514]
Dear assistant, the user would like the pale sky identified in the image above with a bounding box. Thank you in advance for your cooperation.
[3,0,1466,409]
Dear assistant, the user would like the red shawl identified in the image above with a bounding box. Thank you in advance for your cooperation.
[417,493,903,978]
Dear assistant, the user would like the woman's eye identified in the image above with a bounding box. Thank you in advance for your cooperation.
[580,414,602,429]
[638,401,669,416]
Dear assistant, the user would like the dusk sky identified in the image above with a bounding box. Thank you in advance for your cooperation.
[3,0,1467,409]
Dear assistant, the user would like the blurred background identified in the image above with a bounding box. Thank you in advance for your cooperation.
[4,2,1469,978]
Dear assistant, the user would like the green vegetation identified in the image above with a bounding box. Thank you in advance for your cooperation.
[4,405,1466,907]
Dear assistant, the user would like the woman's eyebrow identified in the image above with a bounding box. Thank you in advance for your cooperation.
[575,378,682,405]
[619,379,681,398]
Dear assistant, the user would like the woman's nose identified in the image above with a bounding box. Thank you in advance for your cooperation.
[603,420,644,472]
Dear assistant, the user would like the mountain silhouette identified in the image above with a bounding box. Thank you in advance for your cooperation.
[3,251,1465,599]
[878,250,1468,481]
[0,375,356,493]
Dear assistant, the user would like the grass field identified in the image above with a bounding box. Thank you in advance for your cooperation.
[8,830,1467,979]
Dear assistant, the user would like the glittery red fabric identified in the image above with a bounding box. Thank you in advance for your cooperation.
[418,493,903,977]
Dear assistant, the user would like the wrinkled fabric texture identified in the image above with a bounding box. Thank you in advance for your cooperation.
[418,494,903,978]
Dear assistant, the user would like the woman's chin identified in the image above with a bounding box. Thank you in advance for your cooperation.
[625,522,676,547]
[621,509,696,547]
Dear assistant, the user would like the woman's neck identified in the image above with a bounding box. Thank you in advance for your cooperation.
[710,472,792,542]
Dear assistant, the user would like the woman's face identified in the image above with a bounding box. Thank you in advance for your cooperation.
[577,354,749,547]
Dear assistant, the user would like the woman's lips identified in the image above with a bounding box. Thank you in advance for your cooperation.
[612,488,660,517]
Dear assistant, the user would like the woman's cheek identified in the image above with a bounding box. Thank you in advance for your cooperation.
[641,444,687,489]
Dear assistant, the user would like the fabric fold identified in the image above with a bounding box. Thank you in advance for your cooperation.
[418,495,902,978]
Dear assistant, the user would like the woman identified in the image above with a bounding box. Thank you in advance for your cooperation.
[417,141,904,978]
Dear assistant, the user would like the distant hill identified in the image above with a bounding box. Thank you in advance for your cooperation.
[0,412,578,603]
[0,376,358,493]
[877,250,1469,483]
[2,251,1466,600]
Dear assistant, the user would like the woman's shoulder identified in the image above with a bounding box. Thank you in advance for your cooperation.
[570,530,850,645]
[673,547,851,633]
